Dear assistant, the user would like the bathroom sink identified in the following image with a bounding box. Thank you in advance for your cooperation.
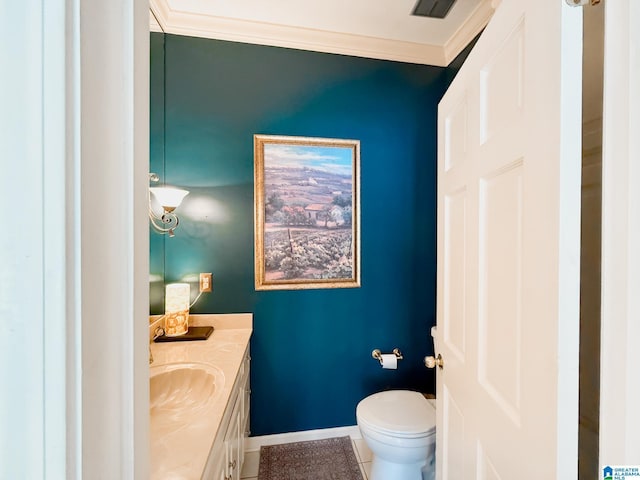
[150,363,225,417]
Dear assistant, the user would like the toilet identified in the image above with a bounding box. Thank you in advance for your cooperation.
[356,390,436,480]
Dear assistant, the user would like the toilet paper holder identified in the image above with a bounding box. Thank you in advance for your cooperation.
[372,348,403,364]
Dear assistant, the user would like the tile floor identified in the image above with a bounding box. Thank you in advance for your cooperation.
[240,436,373,480]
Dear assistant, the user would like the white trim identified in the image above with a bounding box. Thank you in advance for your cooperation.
[245,426,362,452]
[555,4,583,477]
[43,0,74,477]
[442,0,493,64]
[151,6,444,66]
[76,0,149,477]
[2,1,48,477]
[69,1,83,475]
[150,10,163,33]
[149,0,495,66]
[149,0,170,30]
[599,0,640,464]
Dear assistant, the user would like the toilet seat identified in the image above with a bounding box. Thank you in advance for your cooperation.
[356,390,435,439]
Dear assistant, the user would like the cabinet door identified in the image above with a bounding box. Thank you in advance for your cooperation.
[241,349,251,453]
[202,438,226,480]
[224,393,242,480]
[240,384,250,460]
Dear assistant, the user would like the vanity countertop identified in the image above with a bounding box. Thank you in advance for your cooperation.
[149,313,252,480]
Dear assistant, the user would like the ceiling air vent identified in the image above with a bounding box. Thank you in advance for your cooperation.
[411,0,458,18]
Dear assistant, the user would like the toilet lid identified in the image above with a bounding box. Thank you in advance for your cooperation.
[357,390,435,437]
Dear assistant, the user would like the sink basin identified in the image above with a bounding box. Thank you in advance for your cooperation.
[150,363,225,416]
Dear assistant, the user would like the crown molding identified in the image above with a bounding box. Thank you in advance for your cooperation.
[149,0,170,31]
[443,0,494,64]
[150,0,494,67]
[149,10,162,33]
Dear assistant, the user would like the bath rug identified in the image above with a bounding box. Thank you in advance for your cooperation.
[258,436,364,480]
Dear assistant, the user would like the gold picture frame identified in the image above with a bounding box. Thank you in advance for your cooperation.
[254,135,361,290]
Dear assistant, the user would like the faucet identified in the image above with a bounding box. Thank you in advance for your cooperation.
[149,326,165,364]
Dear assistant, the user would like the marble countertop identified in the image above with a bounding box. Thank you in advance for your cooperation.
[149,313,252,480]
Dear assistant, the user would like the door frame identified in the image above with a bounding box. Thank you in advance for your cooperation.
[2,0,149,478]
[599,0,640,465]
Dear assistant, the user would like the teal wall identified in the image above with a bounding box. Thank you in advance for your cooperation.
[151,32,455,435]
[149,33,166,314]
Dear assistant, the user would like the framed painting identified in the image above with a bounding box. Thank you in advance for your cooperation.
[254,135,361,290]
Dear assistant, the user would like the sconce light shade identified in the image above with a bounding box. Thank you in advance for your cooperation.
[150,186,189,212]
[149,173,189,237]
[164,283,190,336]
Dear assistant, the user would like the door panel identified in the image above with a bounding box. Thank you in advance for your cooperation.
[444,189,467,362]
[436,0,582,478]
[477,443,502,480]
[442,386,466,479]
[479,21,524,146]
[477,163,523,424]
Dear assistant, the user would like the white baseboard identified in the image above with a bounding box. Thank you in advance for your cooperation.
[245,425,361,452]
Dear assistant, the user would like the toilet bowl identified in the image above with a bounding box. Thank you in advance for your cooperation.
[356,390,435,480]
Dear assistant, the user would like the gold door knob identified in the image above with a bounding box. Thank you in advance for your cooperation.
[424,354,444,370]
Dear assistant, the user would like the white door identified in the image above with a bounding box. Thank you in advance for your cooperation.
[435,0,582,478]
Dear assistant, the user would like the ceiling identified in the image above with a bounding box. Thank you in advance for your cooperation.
[149,0,497,67]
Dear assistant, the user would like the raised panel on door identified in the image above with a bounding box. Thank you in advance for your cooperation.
[444,95,468,173]
[476,443,502,480]
[477,162,523,425]
[442,90,470,366]
[224,392,242,480]
[442,385,466,479]
[479,22,524,146]
[444,188,467,363]
[242,382,250,437]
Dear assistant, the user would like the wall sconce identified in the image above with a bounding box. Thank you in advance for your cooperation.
[149,173,189,237]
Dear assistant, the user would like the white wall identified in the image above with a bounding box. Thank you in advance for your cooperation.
[1,1,67,477]
[0,1,149,477]
[79,1,150,477]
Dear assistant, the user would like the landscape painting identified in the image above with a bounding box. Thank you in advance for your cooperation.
[254,135,360,290]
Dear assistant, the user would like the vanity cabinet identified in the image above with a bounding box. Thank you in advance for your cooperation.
[203,347,251,480]
[149,314,252,480]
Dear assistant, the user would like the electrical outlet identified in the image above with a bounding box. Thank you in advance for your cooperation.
[199,273,213,293]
